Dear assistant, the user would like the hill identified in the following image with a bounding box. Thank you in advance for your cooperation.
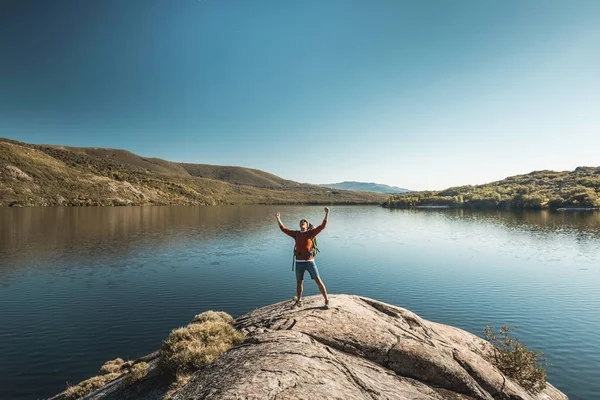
[319,181,411,193]
[384,168,600,210]
[0,138,387,207]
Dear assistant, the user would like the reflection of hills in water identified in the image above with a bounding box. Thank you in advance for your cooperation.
[389,208,600,234]
[3,206,599,275]
[0,206,277,271]
[472,209,597,230]
[385,208,600,269]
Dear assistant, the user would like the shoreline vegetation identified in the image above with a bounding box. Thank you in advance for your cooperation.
[0,137,387,207]
[50,311,242,400]
[384,167,600,211]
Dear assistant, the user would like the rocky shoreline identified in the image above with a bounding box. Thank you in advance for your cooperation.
[50,295,568,400]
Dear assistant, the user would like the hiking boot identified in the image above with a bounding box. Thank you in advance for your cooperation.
[324,299,330,309]
[293,299,303,308]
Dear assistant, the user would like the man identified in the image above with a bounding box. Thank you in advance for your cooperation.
[275,207,330,309]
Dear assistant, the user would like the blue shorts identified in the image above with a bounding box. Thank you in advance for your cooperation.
[295,261,320,281]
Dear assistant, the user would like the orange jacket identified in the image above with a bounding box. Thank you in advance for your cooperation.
[279,220,327,261]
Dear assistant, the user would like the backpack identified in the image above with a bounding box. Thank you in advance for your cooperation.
[291,230,320,271]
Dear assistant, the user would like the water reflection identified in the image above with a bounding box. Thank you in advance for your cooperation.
[3,207,599,259]
[0,206,276,271]
[387,208,600,257]
[388,208,600,234]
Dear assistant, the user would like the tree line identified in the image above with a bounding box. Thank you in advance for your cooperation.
[384,167,600,210]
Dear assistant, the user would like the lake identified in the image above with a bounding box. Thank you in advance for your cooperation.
[0,205,599,400]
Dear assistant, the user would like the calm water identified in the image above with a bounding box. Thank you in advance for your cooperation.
[1,206,599,400]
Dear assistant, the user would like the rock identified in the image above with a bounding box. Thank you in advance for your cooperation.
[50,295,568,400]
[174,295,566,400]
[5,165,33,181]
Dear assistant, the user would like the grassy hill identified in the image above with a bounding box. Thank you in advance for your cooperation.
[384,168,600,210]
[319,181,411,194]
[0,138,387,207]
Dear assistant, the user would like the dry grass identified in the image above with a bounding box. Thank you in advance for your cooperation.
[163,373,193,400]
[63,372,121,399]
[124,361,149,384]
[191,310,234,325]
[159,319,244,376]
[55,310,243,399]
[61,357,138,398]
[98,358,124,375]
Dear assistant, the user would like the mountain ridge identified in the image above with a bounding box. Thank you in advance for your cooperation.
[0,138,388,207]
[319,181,411,193]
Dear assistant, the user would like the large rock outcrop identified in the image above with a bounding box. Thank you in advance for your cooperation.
[53,294,568,400]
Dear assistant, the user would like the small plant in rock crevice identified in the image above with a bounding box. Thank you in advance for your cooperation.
[483,324,551,394]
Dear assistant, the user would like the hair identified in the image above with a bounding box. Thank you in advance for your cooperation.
[300,219,314,230]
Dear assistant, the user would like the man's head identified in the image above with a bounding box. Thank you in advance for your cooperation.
[299,219,309,232]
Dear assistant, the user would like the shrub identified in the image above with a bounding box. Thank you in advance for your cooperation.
[98,357,124,375]
[63,372,121,399]
[124,362,149,384]
[159,319,244,375]
[191,310,234,325]
[483,324,550,394]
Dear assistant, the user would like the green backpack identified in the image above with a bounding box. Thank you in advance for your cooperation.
[292,230,320,270]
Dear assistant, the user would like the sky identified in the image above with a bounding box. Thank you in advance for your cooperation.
[1,0,599,191]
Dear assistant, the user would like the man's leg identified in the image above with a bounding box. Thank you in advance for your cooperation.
[296,280,304,301]
[315,277,328,301]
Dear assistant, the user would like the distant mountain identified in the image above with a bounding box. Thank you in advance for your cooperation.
[319,181,412,194]
[0,138,388,207]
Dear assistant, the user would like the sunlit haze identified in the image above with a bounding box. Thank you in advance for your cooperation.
[1,0,598,190]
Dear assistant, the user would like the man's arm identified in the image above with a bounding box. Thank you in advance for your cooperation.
[310,207,330,236]
[276,212,296,238]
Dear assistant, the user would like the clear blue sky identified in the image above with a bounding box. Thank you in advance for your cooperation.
[1,0,598,190]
